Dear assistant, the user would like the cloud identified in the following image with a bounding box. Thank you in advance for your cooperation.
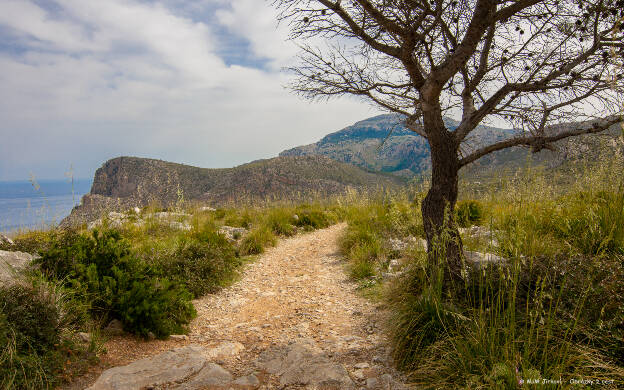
[0,0,378,181]
[216,0,298,68]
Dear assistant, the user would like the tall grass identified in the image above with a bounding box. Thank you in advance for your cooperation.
[341,151,624,388]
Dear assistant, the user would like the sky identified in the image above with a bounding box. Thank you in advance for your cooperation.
[0,0,380,181]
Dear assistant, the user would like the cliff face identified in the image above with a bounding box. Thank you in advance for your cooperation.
[89,157,216,204]
[61,155,404,227]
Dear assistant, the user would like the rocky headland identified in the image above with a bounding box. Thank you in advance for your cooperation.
[61,155,404,227]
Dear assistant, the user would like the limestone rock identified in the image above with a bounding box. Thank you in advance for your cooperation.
[206,341,245,359]
[218,226,248,241]
[0,250,37,285]
[88,345,215,390]
[169,221,192,231]
[153,212,190,220]
[174,362,232,389]
[0,234,14,247]
[366,377,379,388]
[464,250,507,268]
[459,226,500,247]
[78,332,92,343]
[88,212,128,230]
[257,338,354,388]
[352,369,365,381]
[199,206,216,212]
[388,238,409,252]
[104,319,124,336]
[232,374,260,387]
[388,236,428,252]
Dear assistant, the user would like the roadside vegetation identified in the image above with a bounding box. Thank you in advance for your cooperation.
[0,202,339,388]
[2,152,624,388]
[339,152,624,388]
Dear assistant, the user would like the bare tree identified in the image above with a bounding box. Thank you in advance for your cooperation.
[275,0,624,279]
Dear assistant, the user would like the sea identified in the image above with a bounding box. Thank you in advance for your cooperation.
[0,179,92,235]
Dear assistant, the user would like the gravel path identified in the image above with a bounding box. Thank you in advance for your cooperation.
[69,224,408,389]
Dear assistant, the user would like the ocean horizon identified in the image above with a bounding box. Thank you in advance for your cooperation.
[0,178,92,235]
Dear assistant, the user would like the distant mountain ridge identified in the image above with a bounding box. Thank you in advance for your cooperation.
[280,114,519,177]
[61,155,404,227]
[280,114,623,178]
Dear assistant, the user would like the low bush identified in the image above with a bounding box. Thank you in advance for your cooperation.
[346,238,382,280]
[265,209,297,236]
[239,227,277,256]
[156,232,242,297]
[0,280,92,389]
[36,229,196,339]
[0,230,54,253]
[293,206,336,230]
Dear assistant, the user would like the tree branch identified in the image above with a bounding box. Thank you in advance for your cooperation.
[459,115,623,167]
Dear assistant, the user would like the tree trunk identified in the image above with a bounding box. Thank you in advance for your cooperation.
[421,130,464,282]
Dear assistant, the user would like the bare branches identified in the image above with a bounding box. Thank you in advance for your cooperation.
[459,114,623,166]
[276,0,624,156]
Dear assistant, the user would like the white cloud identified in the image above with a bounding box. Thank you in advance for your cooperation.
[0,0,378,181]
[0,0,95,51]
[216,0,298,68]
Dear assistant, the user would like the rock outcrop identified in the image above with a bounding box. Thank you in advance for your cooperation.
[88,345,242,390]
[0,250,37,285]
[257,338,354,388]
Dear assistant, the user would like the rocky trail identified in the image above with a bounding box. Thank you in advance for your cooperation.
[69,224,409,390]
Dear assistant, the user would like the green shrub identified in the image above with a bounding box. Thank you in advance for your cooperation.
[1,230,55,254]
[0,280,90,389]
[239,227,276,256]
[340,225,380,256]
[223,210,253,229]
[266,209,297,236]
[348,258,376,280]
[456,200,485,227]
[157,232,241,297]
[294,208,334,230]
[36,229,196,339]
[115,277,195,338]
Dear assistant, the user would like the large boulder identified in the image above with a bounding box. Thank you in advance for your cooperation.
[0,250,37,285]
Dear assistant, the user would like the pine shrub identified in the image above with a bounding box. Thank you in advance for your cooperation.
[35,229,196,339]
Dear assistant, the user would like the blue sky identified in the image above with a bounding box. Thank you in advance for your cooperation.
[0,0,379,181]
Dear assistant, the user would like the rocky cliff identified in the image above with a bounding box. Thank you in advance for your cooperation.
[61,155,404,227]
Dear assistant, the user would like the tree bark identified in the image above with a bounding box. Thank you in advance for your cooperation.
[421,129,464,282]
